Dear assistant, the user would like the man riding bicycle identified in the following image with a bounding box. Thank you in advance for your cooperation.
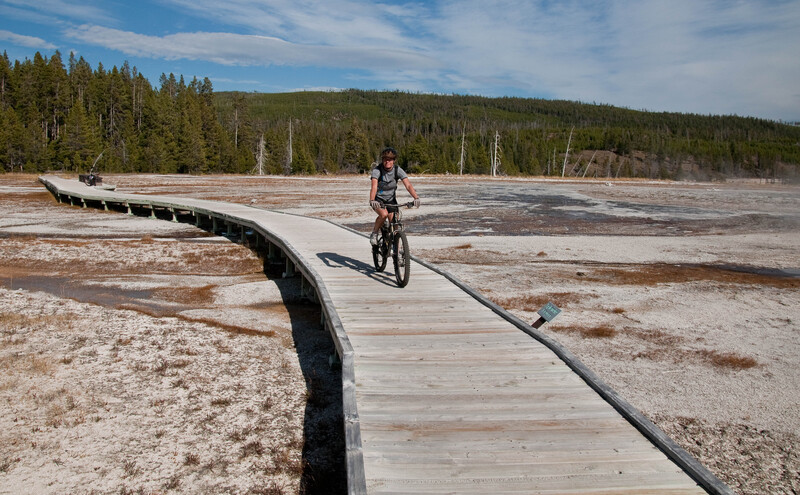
[369,147,420,246]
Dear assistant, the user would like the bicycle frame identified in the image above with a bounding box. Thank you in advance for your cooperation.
[382,204,405,235]
[372,201,415,287]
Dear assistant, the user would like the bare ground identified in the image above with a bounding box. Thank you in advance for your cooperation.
[1,173,799,494]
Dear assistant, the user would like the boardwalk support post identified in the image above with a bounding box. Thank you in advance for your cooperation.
[170,208,178,222]
[283,258,295,278]
[328,351,341,369]
[268,242,280,262]
[301,277,317,302]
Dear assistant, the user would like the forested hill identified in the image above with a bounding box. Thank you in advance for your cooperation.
[216,90,800,180]
[2,50,798,180]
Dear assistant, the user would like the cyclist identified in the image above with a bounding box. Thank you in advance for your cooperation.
[369,147,420,246]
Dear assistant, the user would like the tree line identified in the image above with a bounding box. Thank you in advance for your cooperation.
[0,51,246,175]
[2,50,799,180]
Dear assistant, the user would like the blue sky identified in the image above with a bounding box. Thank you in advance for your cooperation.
[1,0,799,121]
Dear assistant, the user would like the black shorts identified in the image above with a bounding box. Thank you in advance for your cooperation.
[377,196,397,207]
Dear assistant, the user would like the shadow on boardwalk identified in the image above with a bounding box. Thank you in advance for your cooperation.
[318,251,398,287]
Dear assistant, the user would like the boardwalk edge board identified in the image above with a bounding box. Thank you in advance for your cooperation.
[39,176,731,495]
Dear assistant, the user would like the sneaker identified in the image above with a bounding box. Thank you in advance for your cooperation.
[370,232,379,246]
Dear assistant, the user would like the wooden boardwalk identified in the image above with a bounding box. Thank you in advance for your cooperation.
[39,176,730,494]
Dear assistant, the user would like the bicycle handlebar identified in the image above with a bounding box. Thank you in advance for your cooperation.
[383,201,416,212]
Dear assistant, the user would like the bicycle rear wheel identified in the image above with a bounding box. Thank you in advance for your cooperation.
[393,232,410,287]
[372,231,388,272]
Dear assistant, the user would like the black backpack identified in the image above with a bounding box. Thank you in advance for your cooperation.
[374,162,399,183]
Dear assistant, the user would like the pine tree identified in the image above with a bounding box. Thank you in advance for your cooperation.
[0,106,26,171]
[63,97,101,171]
[342,119,370,173]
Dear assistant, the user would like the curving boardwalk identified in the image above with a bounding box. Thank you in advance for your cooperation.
[39,176,730,494]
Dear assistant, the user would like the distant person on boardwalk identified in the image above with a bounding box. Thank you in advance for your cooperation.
[369,147,420,245]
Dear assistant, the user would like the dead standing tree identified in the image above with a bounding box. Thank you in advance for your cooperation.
[284,119,292,175]
[561,126,574,177]
[253,134,266,175]
[458,124,466,175]
[491,130,501,177]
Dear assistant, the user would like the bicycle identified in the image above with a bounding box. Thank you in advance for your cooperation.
[372,201,415,287]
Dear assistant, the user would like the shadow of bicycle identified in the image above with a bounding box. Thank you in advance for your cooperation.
[317,251,398,287]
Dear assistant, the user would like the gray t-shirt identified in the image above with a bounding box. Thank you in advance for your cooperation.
[371,164,408,202]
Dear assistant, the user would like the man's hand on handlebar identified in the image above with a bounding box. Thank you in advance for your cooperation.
[371,200,420,211]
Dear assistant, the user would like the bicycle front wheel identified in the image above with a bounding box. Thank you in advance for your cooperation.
[372,231,388,272]
[393,232,410,287]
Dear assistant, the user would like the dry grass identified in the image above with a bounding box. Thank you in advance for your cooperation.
[112,303,277,339]
[182,249,263,274]
[490,291,585,311]
[0,312,30,330]
[625,328,759,371]
[42,239,90,247]
[176,315,276,338]
[3,189,57,206]
[114,304,169,318]
[697,350,758,370]
[582,263,800,289]
[627,327,684,347]
[0,456,20,474]
[551,324,618,339]
[29,355,54,374]
[155,284,217,305]
[4,234,37,242]
[0,312,78,333]
[211,397,232,407]
[164,474,181,490]
[241,440,265,458]
[419,247,508,265]
[122,459,141,478]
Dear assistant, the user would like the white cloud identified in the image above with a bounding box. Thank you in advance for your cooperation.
[63,24,441,71]
[159,0,427,48]
[0,0,115,25]
[0,29,57,49]
[593,0,800,116]
[422,0,800,118]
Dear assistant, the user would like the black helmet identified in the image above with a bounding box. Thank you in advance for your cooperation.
[381,147,397,160]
